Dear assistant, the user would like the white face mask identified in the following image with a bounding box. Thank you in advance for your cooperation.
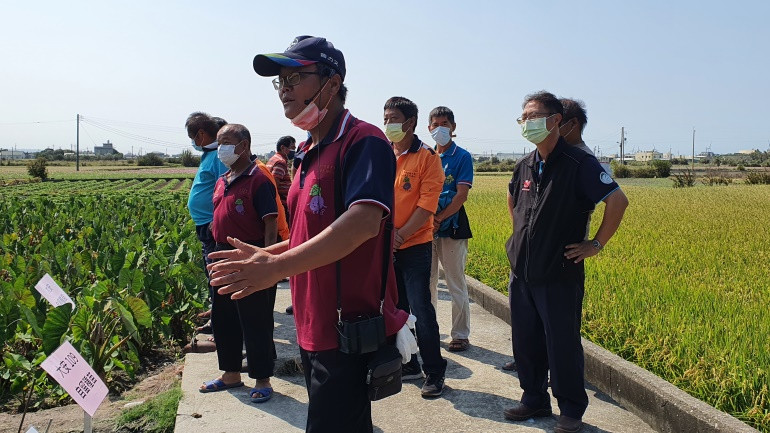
[217,142,243,167]
[431,126,452,146]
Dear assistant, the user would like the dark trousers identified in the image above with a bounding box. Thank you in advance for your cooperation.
[509,276,589,419]
[394,242,447,376]
[300,348,372,433]
[211,245,276,379]
[195,222,217,303]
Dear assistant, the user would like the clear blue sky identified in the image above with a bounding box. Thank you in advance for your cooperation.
[1,0,768,157]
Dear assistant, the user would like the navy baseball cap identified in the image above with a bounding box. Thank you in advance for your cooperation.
[253,35,346,80]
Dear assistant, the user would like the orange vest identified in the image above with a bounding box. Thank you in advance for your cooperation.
[256,160,290,241]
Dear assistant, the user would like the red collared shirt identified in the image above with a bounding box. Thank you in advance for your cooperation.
[287,109,408,351]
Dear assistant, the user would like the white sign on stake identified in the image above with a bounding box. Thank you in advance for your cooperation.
[25,427,40,433]
[34,274,75,308]
[41,341,108,417]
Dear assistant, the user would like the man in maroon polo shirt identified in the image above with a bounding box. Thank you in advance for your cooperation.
[207,36,408,433]
[200,123,279,404]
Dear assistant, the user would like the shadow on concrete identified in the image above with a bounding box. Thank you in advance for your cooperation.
[222,380,308,430]
[440,388,538,427]
[586,382,615,405]
[439,341,513,376]
[581,422,613,433]
[444,355,474,380]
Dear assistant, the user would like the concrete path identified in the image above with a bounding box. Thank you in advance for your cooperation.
[176,279,656,433]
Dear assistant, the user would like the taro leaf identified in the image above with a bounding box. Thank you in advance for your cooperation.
[115,301,141,344]
[20,305,41,337]
[54,244,68,272]
[124,250,137,269]
[70,306,89,341]
[125,296,152,328]
[174,241,190,263]
[42,303,73,355]
[118,268,144,293]
[109,250,126,275]
[17,288,36,309]
[143,272,165,311]
[91,281,109,299]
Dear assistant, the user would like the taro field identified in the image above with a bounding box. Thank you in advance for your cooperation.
[0,178,205,412]
[464,173,770,431]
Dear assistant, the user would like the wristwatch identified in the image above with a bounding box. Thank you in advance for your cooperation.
[591,239,603,251]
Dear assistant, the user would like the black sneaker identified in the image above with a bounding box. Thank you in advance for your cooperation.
[421,374,444,398]
[285,305,293,315]
[401,360,424,381]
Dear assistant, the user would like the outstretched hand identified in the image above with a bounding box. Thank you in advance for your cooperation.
[207,237,282,300]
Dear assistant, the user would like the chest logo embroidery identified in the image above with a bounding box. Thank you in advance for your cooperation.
[403,175,411,191]
[234,198,245,215]
[444,174,454,185]
[309,184,326,214]
[522,180,531,192]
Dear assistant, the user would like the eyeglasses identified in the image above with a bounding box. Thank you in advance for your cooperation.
[272,71,322,90]
[516,112,554,125]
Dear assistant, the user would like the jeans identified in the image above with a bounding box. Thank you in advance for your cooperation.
[394,242,447,377]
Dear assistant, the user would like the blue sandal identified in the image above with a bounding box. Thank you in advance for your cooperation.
[199,378,244,393]
[250,386,273,403]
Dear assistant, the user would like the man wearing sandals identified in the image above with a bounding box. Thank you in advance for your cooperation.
[208,36,408,432]
[199,124,280,403]
[427,106,474,353]
[505,91,628,433]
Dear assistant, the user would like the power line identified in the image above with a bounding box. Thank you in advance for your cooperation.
[0,120,71,126]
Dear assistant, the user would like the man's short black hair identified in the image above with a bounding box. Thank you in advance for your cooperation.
[522,91,563,117]
[185,112,220,138]
[429,106,455,124]
[219,124,251,144]
[317,64,348,104]
[276,135,296,152]
[560,98,587,132]
[384,97,418,124]
[211,116,228,129]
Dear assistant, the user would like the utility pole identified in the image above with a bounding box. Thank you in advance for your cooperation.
[76,114,80,171]
[619,127,626,165]
[691,128,695,169]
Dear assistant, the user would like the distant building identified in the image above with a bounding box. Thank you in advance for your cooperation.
[695,151,715,160]
[94,140,119,156]
[0,150,26,160]
[738,149,756,155]
[635,150,663,162]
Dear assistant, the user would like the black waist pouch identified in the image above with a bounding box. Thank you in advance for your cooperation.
[337,315,385,355]
[366,343,402,401]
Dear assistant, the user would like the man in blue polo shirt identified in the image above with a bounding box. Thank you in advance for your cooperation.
[427,106,474,353]
[186,112,228,327]
[504,91,628,433]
